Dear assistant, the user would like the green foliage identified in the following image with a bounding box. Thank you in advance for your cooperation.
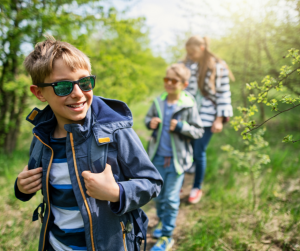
[0,0,106,153]
[84,12,167,104]
[222,128,270,175]
[0,2,166,152]
[177,126,300,250]
[231,49,300,142]
[222,128,270,209]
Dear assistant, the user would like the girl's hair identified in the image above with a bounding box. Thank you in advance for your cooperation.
[184,35,234,95]
[166,63,191,82]
[24,34,91,85]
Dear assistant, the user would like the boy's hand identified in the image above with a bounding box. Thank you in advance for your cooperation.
[169,119,178,131]
[82,164,120,202]
[17,165,43,194]
[150,117,161,129]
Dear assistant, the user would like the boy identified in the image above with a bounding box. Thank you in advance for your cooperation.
[14,36,163,251]
[145,63,203,251]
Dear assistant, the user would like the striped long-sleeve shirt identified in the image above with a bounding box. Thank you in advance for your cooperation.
[48,136,87,251]
[185,59,233,127]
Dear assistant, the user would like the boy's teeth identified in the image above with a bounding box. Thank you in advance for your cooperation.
[69,103,84,108]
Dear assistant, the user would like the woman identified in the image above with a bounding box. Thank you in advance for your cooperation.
[184,36,234,204]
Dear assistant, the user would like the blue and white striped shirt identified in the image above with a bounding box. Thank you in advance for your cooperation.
[49,137,87,251]
[185,60,233,127]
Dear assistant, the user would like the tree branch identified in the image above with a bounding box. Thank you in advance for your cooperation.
[243,103,300,135]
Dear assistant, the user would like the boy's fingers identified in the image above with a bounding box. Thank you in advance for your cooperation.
[22,173,43,185]
[82,171,92,179]
[24,178,42,190]
[19,167,43,179]
[104,163,112,172]
[86,190,90,197]
[27,183,42,194]
[23,165,28,171]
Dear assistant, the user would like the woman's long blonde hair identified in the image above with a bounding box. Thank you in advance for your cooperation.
[184,36,234,96]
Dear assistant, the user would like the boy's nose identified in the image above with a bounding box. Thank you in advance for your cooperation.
[70,83,84,98]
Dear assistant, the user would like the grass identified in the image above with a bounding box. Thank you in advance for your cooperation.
[0,92,300,250]
[174,122,300,251]
[0,149,41,250]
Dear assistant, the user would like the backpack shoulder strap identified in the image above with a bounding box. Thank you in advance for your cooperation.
[30,136,45,222]
[28,136,44,170]
[90,134,148,251]
[90,136,108,173]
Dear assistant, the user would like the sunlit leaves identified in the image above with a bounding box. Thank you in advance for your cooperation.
[230,49,300,143]
[282,134,294,143]
[222,128,270,178]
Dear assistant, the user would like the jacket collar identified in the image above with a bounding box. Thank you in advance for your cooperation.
[26,96,133,146]
[156,91,195,116]
[159,91,194,108]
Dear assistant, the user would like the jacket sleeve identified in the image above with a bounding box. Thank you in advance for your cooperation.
[14,136,37,202]
[144,101,157,130]
[215,62,233,117]
[114,127,163,215]
[14,178,36,202]
[174,103,204,139]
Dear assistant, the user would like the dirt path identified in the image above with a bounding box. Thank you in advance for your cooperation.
[142,174,196,251]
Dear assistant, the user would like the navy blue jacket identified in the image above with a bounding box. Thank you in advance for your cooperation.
[14,96,163,251]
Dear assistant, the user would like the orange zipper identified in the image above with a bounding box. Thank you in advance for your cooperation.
[34,134,54,251]
[70,133,95,251]
[120,222,128,251]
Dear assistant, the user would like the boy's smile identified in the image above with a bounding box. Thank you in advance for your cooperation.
[31,58,93,134]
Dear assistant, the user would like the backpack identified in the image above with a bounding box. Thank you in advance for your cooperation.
[29,135,148,251]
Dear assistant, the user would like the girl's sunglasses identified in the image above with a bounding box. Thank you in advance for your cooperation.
[36,75,96,97]
[163,77,182,85]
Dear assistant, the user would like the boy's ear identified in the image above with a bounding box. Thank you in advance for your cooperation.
[183,81,189,89]
[30,85,47,102]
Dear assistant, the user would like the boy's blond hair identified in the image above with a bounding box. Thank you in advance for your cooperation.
[167,63,191,82]
[24,35,91,85]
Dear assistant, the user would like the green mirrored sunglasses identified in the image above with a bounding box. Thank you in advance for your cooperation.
[36,75,96,97]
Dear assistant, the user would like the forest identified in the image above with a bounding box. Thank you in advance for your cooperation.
[0,0,299,250]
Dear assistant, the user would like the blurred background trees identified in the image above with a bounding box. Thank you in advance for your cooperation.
[0,0,103,153]
[0,0,166,153]
[1,0,300,249]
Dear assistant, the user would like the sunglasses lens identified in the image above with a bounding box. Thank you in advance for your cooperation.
[171,79,178,84]
[79,76,95,91]
[163,77,179,85]
[54,82,73,96]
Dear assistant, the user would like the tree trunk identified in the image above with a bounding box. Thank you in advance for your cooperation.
[0,1,27,154]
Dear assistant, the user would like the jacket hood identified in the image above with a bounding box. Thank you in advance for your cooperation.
[26,96,133,145]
